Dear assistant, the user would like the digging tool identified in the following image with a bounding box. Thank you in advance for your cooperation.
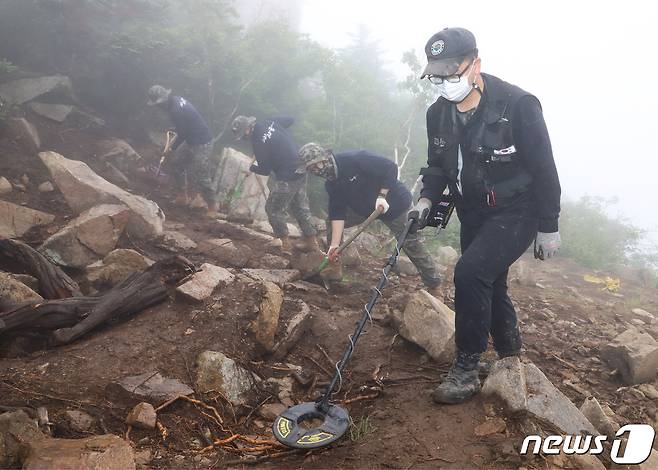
[311,209,382,278]
[272,198,455,449]
[155,130,177,179]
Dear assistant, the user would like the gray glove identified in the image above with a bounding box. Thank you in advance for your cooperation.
[534,231,561,260]
[408,198,432,233]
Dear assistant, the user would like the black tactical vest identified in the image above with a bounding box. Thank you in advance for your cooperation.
[422,73,535,210]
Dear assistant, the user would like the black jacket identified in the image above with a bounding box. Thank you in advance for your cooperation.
[420,73,561,232]
[250,117,301,181]
[326,150,412,222]
[167,95,212,150]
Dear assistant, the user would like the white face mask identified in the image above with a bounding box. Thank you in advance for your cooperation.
[436,63,475,103]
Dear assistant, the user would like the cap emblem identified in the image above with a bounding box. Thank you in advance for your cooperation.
[430,40,445,56]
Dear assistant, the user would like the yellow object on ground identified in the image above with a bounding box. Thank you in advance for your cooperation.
[583,274,620,292]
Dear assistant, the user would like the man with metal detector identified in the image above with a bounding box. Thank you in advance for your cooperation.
[147,85,218,217]
[296,144,442,296]
[231,115,320,255]
[408,28,561,404]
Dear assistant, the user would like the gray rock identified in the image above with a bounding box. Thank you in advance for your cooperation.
[40,204,130,269]
[111,372,193,402]
[243,269,301,286]
[8,118,40,152]
[38,181,55,193]
[64,410,95,433]
[273,300,312,359]
[437,246,459,264]
[392,290,455,362]
[10,273,40,292]
[252,220,302,238]
[96,139,142,170]
[601,328,658,384]
[126,403,156,429]
[350,230,381,255]
[251,282,283,352]
[256,253,290,269]
[579,396,620,436]
[161,230,197,251]
[524,362,598,435]
[481,356,528,413]
[0,410,46,468]
[212,220,274,243]
[176,263,235,302]
[29,102,73,122]
[23,434,135,470]
[214,147,268,221]
[86,249,153,287]
[195,351,256,405]
[0,271,43,305]
[631,308,657,325]
[197,238,251,267]
[0,75,72,105]
[0,177,12,194]
[39,151,164,239]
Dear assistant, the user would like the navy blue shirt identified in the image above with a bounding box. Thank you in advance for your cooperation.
[249,117,301,181]
[326,150,412,221]
[167,95,212,149]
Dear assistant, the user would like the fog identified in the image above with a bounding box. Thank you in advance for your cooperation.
[299,0,658,247]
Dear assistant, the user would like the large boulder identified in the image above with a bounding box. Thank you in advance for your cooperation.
[23,434,135,470]
[7,118,40,152]
[0,271,43,306]
[391,290,455,362]
[214,147,268,221]
[601,328,658,385]
[0,75,72,105]
[197,238,251,268]
[250,282,284,352]
[29,102,73,122]
[195,351,257,405]
[176,263,235,302]
[482,357,598,435]
[0,200,55,238]
[0,410,46,468]
[160,230,197,251]
[579,397,620,436]
[39,151,164,238]
[40,204,130,269]
[95,138,142,170]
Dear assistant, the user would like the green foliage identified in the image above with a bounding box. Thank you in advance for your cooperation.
[560,197,642,269]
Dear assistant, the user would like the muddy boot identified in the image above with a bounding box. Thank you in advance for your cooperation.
[426,284,444,303]
[432,353,481,404]
[295,235,321,253]
[205,201,219,218]
[173,193,189,206]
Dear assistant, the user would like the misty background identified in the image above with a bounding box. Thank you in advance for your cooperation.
[0,0,655,271]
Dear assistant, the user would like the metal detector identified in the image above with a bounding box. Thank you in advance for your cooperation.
[272,197,455,449]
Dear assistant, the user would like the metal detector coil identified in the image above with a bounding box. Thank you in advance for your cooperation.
[272,402,349,449]
[273,218,425,450]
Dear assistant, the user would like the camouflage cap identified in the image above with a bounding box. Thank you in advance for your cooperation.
[147,85,172,106]
[231,115,257,139]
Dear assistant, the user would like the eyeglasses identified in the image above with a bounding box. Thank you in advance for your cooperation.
[427,61,474,85]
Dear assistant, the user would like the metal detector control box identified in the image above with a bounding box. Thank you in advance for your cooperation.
[426,194,455,229]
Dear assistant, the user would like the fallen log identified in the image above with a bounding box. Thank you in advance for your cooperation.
[0,256,195,346]
[0,239,81,299]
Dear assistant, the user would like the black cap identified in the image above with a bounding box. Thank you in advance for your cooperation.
[421,27,477,78]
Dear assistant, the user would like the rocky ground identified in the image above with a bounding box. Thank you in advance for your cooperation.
[1,75,658,470]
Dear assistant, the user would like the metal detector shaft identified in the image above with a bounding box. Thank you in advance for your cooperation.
[316,218,415,413]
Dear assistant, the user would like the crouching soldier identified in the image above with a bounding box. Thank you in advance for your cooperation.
[297,143,442,296]
[147,85,218,217]
[231,115,319,254]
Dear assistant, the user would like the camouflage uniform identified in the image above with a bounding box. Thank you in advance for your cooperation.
[170,142,216,204]
[327,206,442,288]
[265,174,317,238]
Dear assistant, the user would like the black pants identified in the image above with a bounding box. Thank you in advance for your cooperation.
[454,201,538,356]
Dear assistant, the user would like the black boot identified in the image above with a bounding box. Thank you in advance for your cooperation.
[432,352,482,404]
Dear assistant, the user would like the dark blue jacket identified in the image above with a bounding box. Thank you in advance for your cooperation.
[167,95,212,149]
[326,150,412,221]
[249,117,301,181]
